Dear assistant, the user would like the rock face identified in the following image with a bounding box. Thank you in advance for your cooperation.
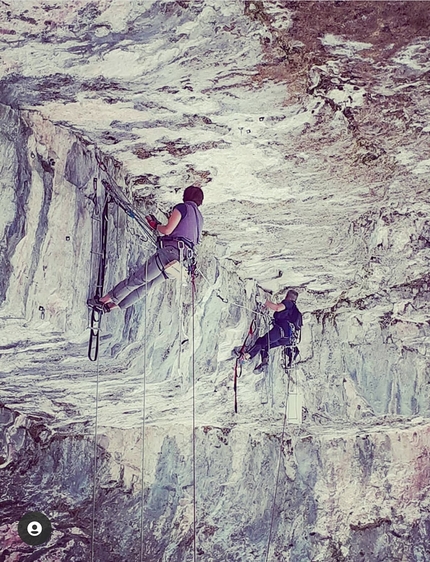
[1,1,430,561]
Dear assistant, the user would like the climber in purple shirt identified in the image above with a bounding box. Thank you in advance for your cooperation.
[90,186,204,311]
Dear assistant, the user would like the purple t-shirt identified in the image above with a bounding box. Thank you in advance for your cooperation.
[170,202,203,245]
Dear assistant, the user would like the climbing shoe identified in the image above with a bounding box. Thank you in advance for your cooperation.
[254,357,269,374]
[233,347,250,364]
[87,297,111,313]
[285,347,299,368]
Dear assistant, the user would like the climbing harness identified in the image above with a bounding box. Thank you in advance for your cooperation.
[157,237,196,280]
[153,237,197,369]
[234,317,257,413]
[88,189,110,362]
[280,322,301,372]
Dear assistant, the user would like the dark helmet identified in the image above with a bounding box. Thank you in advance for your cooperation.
[183,185,204,206]
[286,289,298,302]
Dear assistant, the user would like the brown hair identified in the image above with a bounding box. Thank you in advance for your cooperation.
[286,289,298,301]
[183,185,204,206]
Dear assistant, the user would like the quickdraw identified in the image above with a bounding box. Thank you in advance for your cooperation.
[234,317,257,413]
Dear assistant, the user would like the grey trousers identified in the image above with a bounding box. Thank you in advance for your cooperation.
[109,245,180,309]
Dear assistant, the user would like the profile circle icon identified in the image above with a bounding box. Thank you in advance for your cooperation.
[18,512,52,546]
[27,521,43,536]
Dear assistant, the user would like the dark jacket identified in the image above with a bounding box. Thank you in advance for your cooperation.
[273,300,302,332]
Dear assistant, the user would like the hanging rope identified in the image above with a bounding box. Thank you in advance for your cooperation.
[259,310,273,406]
[191,269,197,562]
[89,177,103,560]
[178,243,184,371]
[95,150,157,244]
[87,178,99,354]
[139,259,148,562]
[263,355,295,562]
[196,265,267,317]
[90,352,101,561]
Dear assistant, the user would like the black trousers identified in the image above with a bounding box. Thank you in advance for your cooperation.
[247,324,293,360]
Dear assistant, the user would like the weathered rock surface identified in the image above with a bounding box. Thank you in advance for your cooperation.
[1,1,430,561]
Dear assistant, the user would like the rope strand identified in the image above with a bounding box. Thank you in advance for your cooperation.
[139,259,148,561]
[196,266,266,317]
[264,354,296,562]
[90,181,104,559]
[90,352,101,562]
[178,244,184,371]
[191,274,197,562]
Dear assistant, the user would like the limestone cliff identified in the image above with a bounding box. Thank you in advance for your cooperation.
[1,1,430,561]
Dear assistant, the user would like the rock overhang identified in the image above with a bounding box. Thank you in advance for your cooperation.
[0,1,429,295]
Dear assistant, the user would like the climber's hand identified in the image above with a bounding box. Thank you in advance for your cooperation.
[145,214,160,230]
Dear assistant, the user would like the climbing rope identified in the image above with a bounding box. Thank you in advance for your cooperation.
[90,352,101,561]
[260,310,273,406]
[87,179,99,344]
[89,177,102,561]
[178,242,184,371]
[196,265,267,317]
[263,354,296,562]
[139,259,148,562]
[95,152,159,250]
[264,325,301,560]
[191,269,197,562]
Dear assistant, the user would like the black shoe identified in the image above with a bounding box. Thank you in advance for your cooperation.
[254,358,268,373]
[233,346,249,358]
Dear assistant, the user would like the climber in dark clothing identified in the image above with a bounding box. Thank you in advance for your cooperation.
[90,186,203,311]
[243,289,302,371]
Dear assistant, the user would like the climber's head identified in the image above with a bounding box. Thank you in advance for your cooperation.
[183,185,204,206]
[286,289,298,302]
